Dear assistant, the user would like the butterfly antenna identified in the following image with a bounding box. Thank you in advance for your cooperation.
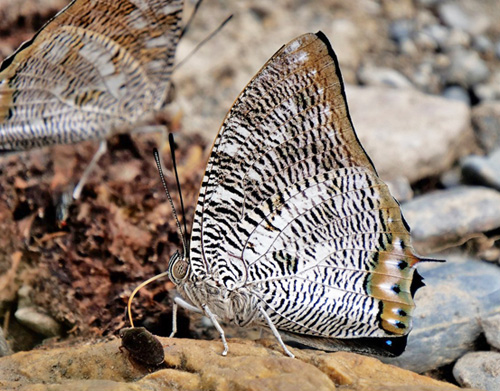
[127,271,170,327]
[179,0,204,39]
[173,14,233,72]
[168,134,189,248]
[153,148,187,256]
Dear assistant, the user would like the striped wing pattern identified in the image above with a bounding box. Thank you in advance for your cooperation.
[0,0,183,150]
[188,32,422,356]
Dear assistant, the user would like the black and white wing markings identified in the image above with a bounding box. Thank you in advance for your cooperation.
[0,0,183,150]
[189,32,422,356]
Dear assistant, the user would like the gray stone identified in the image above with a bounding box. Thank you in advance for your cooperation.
[438,3,490,35]
[482,314,500,350]
[443,85,470,105]
[14,307,62,338]
[413,30,439,51]
[345,85,472,183]
[474,71,500,102]
[416,0,443,6]
[472,101,500,153]
[446,49,490,88]
[399,38,418,56]
[442,29,471,51]
[401,186,500,254]
[461,149,500,191]
[473,35,494,55]
[438,3,470,31]
[357,66,413,89]
[496,40,500,60]
[422,24,449,49]
[453,351,500,391]
[440,166,462,188]
[389,19,414,43]
[385,257,500,373]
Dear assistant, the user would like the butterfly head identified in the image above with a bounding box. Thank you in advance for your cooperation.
[167,250,190,285]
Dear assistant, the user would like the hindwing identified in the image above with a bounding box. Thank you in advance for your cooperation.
[189,32,423,356]
[0,0,183,150]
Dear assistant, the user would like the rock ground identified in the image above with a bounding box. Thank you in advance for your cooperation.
[0,337,468,391]
[0,0,499,390]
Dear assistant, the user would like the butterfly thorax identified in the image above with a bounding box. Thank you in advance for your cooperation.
[168,251,259,327]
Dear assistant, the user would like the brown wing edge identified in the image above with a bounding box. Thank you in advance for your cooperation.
[0,0,77,74]
[314,31,378,175]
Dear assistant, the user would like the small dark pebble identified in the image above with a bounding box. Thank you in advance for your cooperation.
[120,327,165,367]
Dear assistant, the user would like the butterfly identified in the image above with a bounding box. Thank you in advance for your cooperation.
[0,0,184,198]
[165,31,426,358]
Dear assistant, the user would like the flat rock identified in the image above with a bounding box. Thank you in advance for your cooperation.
[357,66,413,89]
[401,186,500,254]
[345,85,472,183]
[385,256,500,373]
[453,351,500,391]
[0,337,464,391]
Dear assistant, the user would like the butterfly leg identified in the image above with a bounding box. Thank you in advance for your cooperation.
[73,140,107,200]
[258,305,294,358]
[170,296,203,337]
[202,304,229,356]
[170,300,178,338]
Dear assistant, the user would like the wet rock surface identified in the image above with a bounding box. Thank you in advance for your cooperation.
[0,337,467,391]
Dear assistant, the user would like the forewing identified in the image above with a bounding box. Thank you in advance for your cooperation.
[190,32,423,355]
[0,0,183,150]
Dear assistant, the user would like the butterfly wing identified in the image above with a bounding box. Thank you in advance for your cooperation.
[190,32,423,356]
[0,0,183,150]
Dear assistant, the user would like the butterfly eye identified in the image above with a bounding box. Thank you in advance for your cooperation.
[168,251,189,284]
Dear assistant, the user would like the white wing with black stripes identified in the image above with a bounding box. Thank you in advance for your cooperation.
[183,32,424,357]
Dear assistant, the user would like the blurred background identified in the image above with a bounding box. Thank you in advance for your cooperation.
[0,0,499,387]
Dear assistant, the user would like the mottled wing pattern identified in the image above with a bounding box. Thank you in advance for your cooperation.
[0,0,183,150]
[190,32,422,355]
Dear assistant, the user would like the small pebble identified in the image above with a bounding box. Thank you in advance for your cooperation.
[473,35,494,55]
[472,101,500,153]
[14,307,62,338]
[446,49,489,88]
[461,149,500,191]
[389,19,414,43]
[357,66,413,89]
[442,85,470,105]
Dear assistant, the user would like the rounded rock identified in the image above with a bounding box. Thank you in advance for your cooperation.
[453,351,500,391]
[346,85,472,183]
[472,101,500,153]
[14,307,62,338]
[482,314,500,350]
[401,186,500,254]
[357,66,413,89]
[461,149,500,191]
[446,49,490,88]
[385,257,500,373]
[442,85,470,105]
